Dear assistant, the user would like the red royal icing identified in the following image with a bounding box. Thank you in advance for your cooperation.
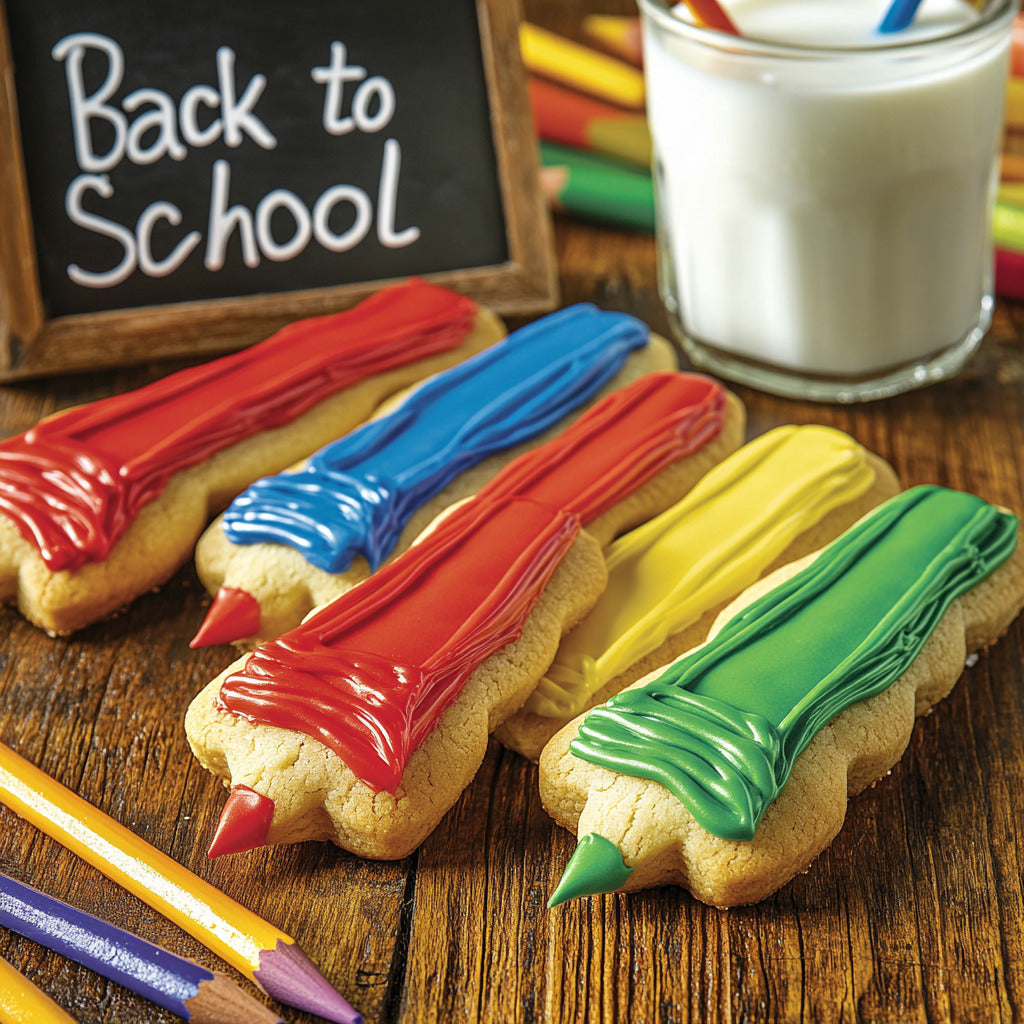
[218,497,580,792]
[215,371,727,794]
[475,371,726,523]
[0,280,477,571]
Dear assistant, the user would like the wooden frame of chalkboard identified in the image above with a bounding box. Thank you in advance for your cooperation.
[0,0,557,380]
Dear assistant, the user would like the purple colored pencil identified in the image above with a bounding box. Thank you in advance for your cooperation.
[0,872,282,1024]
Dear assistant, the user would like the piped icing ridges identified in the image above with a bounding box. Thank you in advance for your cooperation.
[218,495,582,792]
[220,304,648,574]
[564,486,1018,864]
[199,371,733,853]
[0,279,477,572]
[526,424,883,719]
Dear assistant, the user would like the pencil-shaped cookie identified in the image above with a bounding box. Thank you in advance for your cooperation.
[495,425,900,760]
[540,486,1024,908]
[185,372,744,860]
[192,305,675,648]
[0,279,503,635]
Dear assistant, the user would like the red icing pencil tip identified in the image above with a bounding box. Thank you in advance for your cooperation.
[191,587,262,648]
[208,786,276,858]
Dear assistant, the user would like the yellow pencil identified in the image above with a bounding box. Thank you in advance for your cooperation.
[0,742,360,1024]
[519,22,646,111]
[0,954,79,1024]
[581,14,644,66]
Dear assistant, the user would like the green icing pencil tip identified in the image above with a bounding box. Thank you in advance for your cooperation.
[548,833,633,908]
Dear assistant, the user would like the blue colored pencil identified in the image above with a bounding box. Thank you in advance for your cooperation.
[878,0,925,32]
[0,872,281,1024]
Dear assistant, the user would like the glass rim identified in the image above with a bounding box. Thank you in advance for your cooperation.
[635,0,1018,59]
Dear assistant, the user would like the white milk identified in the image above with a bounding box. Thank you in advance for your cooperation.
[640,0,1013,397]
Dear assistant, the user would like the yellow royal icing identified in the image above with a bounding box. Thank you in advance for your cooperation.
[526,425,878,719]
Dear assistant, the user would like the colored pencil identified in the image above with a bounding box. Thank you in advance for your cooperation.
[539,142,655,233]
[0,742,361,1024]
[529,78,651,169]
[0,953,79,1024]
[997,246,1024,300]
[1002,152,1024,181]
[878,0,925,32]
[994,200,1024,254]
[519,22,646,111]
[1012,11,1024,76]
[582,14,644,66]
[1006,76,1024,131]
[679,0,740,35]
[0,872,281,1024]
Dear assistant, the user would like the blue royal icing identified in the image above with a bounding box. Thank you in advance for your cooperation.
[222,304,649,573]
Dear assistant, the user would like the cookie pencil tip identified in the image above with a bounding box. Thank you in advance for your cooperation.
[192,588,262,648]
[254,941,362,1024]
[548,832,634,908]
[208,786,275,859]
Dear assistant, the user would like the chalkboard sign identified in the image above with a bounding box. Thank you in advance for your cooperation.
[0,0,557,378]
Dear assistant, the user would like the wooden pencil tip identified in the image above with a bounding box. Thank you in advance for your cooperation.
[208,786,275,859]
[191,587,261,648]
[188,972,285,1024]
[255,940,362,1024]
[548,833,634,908]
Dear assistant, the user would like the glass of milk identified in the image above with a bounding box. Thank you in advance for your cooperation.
[639,0,1015,402]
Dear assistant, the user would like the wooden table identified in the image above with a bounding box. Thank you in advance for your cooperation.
[3,4,1024,1022]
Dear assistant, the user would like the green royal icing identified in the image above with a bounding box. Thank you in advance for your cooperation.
[548,833,634,908]
[569,486,1018,846]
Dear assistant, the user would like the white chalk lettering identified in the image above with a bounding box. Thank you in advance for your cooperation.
[313,185,373,253]
[179,85,221,147]
[136,202,201,276]
[65,174,136,286]
[215,47,277,150]
[312,41,395,136]
[256,189,312,262]
[124,88,186,164]
[206,159,260,270]
[52,33,126,173]
[377,138,419,248]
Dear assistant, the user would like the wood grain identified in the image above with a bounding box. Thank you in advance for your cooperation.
[2,1,1024,1021]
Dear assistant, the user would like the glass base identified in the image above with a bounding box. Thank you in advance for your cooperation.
[666,298,993,404]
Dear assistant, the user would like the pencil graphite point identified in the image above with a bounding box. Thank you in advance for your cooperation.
[192,587,262,648]
[255,941,363,1024]
[208,786,276,858]
[548,833,634,908]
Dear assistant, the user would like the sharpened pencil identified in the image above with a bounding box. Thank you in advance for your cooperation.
[539,143,655,233]
[0,741,361,1024]
[519,22,646,110]
[582,14,644,66]
[0,953,79,1024]
[0,872,282,1024]
[529,78,652,169]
